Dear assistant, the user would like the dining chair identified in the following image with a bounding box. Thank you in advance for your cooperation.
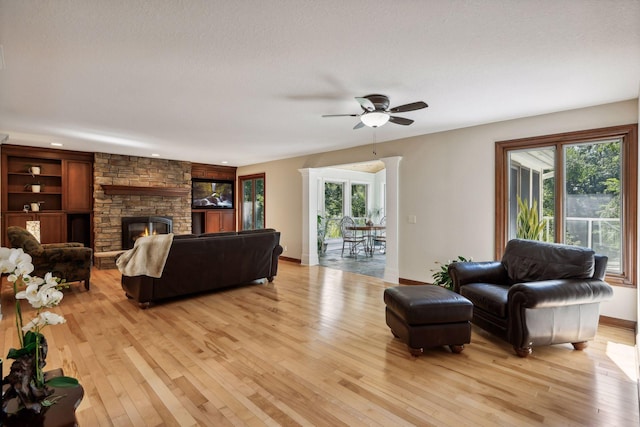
[340,216,365,258]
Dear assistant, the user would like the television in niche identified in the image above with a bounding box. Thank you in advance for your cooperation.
[192,179,234,209]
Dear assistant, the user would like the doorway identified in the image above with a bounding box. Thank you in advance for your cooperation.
[299,156,401,283]
[317,161,386,278]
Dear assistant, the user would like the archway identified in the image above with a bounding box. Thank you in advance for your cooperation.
[299,156,401,283]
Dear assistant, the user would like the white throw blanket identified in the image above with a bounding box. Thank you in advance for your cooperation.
[116,233,174,278]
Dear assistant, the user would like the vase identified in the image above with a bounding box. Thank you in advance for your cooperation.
[1,368,83,426]
[28,166,41,176]
[31,185,41,193]
[2,336,53,415]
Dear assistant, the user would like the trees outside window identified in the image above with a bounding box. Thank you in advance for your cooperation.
[496,125,637,287]
[564,141,622,269]
[324,181,344,218]
[351,183,367,219]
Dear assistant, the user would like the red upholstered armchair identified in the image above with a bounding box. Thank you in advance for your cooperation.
[448,239,613,357]
[7,226,92,290]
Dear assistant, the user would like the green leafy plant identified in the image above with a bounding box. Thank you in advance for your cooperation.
[366,207,383,224]
[317,214,327,253]
[516,195,547,241]
[431,255,472,290]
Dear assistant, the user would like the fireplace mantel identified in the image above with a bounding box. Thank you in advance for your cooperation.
[101,185,189,197]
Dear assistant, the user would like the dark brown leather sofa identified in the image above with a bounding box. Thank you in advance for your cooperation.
[121,229,283,307]
[448,239,613,357]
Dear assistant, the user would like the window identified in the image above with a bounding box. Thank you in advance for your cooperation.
[239,173,265,230]
[496,125,637,287]
[351,183,368,219]
[324,181,344,219]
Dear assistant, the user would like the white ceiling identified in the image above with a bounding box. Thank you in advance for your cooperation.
[0,1,638,167]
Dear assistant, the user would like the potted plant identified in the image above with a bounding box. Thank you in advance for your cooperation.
[0,247,79,416]
[27,165,41,176]
[317,214,327,254]
[516,195,547,241]
[24,182,42,193]
[431,255,472,290]
[366,207,383,225]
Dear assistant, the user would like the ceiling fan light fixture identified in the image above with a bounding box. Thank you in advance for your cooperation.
[361,112,389,128]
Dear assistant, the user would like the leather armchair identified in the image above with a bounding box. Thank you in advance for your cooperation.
[7,226,92,290]
[448,239,613,357]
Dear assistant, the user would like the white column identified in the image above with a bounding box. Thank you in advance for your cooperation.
[299,168,319,265]
[380,156,402,284]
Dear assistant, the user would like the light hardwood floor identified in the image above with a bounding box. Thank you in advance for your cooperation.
[1,261,638,426]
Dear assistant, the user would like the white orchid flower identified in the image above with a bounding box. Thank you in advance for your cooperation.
[21,311,66,332]
[24,275,45,286]
[0,247,12,260]
[17,281,64,309]
[41,287,64,307]
[15,260,34,276]
[0,259,16,274]
[2,248,34,277]
[43,272,60,286]
[15,282,40,301]
[21,314,46,332]
[40,311,66,326]
[0,248,34,277]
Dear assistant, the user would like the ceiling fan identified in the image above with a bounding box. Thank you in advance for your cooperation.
[322,94,428,129]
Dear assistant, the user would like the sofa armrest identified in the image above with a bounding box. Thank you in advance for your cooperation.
[593,255,608,280]
[269,245,284,279]
[122,275,155,304]
[273,245,284,257]
[449,261,508,293]
[508,279,613,309]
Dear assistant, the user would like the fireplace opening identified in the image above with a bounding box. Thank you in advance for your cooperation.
[121,216,173,250]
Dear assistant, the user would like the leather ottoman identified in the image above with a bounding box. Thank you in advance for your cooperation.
[384,285,473,356]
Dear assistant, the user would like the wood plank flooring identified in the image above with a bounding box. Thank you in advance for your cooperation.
[1,261,638,426]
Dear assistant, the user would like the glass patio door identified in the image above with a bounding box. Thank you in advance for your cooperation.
[239,174,265,230]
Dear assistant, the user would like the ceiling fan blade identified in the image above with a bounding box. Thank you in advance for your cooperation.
[355,97,376,112]
[322,114,359,117]
[389,116,414,126]
[353,121,365,130]
[388,101,428,113]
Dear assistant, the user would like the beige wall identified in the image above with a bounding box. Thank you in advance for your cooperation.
[239,99,639,321]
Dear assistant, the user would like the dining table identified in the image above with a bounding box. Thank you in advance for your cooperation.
[346,224,385,257]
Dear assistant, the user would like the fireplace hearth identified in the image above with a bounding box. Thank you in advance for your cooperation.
[121,216,173,249]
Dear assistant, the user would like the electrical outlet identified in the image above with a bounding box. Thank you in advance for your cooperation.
[408,215,417,224]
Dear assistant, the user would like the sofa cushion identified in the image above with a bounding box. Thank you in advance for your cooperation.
[460,283,509,318]
[502,239,595,283]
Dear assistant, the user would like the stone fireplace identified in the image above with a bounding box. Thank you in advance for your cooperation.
[121,216,173,249]
[93,153,192,252]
